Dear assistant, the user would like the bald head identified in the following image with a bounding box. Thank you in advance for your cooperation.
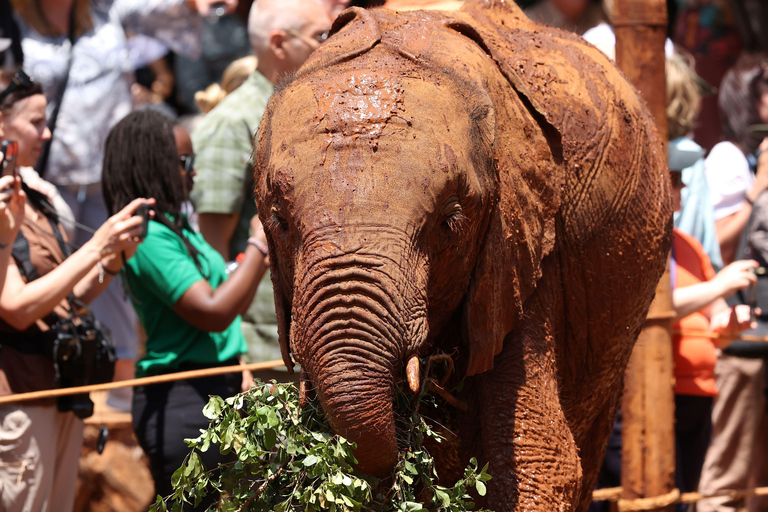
[248,0,330,57]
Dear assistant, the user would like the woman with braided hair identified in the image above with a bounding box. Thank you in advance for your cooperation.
[102,109,269,507]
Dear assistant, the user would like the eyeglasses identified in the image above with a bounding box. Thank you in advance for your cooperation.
[179,154,195,173]
[285,29,330,45]
[0,70,35,105]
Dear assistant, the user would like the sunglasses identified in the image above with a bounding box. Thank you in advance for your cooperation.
[286,29,330,45]
[179,154,195,173]
[0,70,35,105]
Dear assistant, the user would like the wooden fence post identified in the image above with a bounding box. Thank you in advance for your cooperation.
[612,0,676,510]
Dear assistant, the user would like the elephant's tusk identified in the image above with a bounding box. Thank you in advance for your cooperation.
[299,370,310,407]
[406,356,420,394]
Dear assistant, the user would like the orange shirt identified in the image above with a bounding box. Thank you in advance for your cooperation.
[672,228,718,396]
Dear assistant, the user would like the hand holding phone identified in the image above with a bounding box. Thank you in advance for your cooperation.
[0,141,18,179]
[135,203,150,240]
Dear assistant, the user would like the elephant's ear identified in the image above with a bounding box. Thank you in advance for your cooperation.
[461,117,562,377]
[440,1,649,375]
[456,0,643,170]
[271,268,295,374]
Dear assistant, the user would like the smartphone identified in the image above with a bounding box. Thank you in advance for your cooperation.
[0,141,18,179]
[135,204,150,240]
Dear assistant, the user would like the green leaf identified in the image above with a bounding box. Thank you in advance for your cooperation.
[476,481,487,496]
[264,428,277,450]
[434,489,451,507]
[303,455,319,467]
[202,396,224,420]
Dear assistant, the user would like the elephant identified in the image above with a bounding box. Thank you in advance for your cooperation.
[253,0,673,510]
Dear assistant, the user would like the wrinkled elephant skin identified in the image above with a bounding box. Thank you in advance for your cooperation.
[253,1,672,511]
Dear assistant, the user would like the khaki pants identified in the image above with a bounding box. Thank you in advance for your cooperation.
[0,405,83,512]
[695,355,768,512]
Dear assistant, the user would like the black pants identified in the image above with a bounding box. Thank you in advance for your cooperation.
[132,371,241,511]
[674,394,713,501]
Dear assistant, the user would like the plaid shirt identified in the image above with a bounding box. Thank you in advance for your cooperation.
[191,71,273,254]
[191,71,282,363]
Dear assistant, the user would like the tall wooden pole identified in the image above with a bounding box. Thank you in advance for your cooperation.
[612,0,676,510]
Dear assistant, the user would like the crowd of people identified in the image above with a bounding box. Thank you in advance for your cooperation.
[0,0,766,511]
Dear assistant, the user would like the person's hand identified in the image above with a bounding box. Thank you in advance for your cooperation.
[711,259,759,298]
[710,305,756,348]
[0,176,25,248]
[87,198,155,270]
[189,0,236,17]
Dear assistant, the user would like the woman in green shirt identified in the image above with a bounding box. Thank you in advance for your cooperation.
[101,110,269,508]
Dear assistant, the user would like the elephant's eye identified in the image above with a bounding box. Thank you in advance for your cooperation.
[440,199,466,234]
[269,205,289,232]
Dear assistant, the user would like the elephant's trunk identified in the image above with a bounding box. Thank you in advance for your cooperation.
[292,252,425,477]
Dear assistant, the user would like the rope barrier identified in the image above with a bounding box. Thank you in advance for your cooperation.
[617,489,680,511]
[674,329,768,343]
[0,359,287,405]
[593,485,768,509]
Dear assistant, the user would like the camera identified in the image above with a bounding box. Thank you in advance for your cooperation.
[0,140,18,179]
[135,203,150,240]
[51,315,116,419]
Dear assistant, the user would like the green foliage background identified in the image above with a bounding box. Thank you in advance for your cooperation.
[151,380,491,512]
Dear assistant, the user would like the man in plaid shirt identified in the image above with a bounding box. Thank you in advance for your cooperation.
[191,0,332,365]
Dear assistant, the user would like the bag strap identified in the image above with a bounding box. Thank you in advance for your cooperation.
[35,3,78,178]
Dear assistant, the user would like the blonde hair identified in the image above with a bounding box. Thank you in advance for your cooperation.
[11,0,93,38]
[666,49,702,140]
[194,56,258,114]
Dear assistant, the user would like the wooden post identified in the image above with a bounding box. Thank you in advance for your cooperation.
[612,0,676,511]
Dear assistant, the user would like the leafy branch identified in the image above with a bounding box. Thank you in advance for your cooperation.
[150,378,492,512]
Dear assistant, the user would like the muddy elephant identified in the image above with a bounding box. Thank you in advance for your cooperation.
[253,1,672,510]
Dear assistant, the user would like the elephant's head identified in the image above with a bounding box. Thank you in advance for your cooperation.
[254,1,671,483]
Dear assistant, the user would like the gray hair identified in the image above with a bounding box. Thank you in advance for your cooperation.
[248,0,326,56]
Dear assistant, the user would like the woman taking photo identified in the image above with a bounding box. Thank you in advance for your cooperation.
[101,110,269,507]
[0,70,151,512]
[0,69,73,231]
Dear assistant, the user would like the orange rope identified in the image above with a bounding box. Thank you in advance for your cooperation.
[673,329,768,343]
[0,359,287,405]
[593,485,768,509]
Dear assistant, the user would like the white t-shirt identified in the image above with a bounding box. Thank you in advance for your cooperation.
[705,141,753,220]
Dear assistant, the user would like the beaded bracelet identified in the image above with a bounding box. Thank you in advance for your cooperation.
[247,237,269,257]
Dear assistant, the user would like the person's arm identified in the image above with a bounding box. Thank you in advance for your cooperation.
[673,259,758,318]
[716,140,768,264]
[197,212,239,260]
[0,177,25,298]
[172,215,269,332]
[0,199,148,330]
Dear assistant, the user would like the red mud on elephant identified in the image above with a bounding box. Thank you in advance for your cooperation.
[253,1,673,511]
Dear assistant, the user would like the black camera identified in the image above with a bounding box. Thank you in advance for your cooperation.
[135,203,150,240]
[51,316,116,419]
